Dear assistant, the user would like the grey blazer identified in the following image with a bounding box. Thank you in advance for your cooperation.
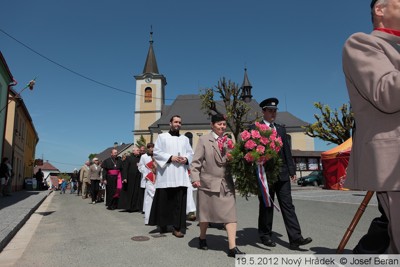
[343,30,400,191]
[88,164,102,181]
[190,132,234,193]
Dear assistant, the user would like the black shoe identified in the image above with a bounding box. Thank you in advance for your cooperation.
[290,237,312,250]
[227,247,245,257]
[199,238,208,250]
[261,238,276,247]
[160,226,168,234]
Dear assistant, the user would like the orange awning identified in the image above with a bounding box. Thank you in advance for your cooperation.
[321,138,352,160]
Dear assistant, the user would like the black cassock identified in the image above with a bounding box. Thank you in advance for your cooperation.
[118,154,142,211]
[101,156,123,209]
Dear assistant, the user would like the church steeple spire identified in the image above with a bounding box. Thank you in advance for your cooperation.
[240,67,253,102]
[143,27,159,74]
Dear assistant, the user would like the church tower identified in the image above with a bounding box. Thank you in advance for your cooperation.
[133,30,167,143]
[240,68,253,103]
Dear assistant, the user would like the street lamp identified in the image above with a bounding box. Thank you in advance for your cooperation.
[0,77,36,114]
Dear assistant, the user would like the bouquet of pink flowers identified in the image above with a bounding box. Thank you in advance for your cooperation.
[229,122,283,198]
[218,135,235,156]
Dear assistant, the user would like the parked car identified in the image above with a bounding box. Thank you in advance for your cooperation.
[297,170,324,187]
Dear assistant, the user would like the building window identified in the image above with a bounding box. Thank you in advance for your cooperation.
[308,158,319,170]
[185,132,193,147]
[145,88,152,103]
[295,157,321,171]
[295,157,307,171]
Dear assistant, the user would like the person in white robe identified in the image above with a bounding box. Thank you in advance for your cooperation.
[148,115,194,238]
[138,143,155,224]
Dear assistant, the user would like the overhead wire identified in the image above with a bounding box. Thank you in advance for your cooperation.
[0,28,206,102]
[43,159,81,167]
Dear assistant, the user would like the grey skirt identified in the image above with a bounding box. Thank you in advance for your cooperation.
[197,182,237,223]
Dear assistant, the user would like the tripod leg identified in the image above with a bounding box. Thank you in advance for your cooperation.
[336,191,374,254]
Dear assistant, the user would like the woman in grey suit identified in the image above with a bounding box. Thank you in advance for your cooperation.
[190,114,245,258]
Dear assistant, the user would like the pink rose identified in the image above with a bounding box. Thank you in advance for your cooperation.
[244,152,254,162]
[260,136,269,145]
[257,123,268,132]
[227,139,234,149]
[270,142,276,151]
[251,130,261,139]
[256,145,265,154]
[244,139,257,150]
[274,140,282,152]
[240,130,251,141]
[270,131,277,141]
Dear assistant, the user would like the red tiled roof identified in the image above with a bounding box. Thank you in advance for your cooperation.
[33,161,59,173]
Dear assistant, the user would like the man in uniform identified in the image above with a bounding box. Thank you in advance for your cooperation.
[256,98,312,250]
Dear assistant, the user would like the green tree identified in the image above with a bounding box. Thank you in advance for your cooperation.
[88,154,97,161]
[136,135,147,148]
[199,77,256,140]
[303,102,354,145]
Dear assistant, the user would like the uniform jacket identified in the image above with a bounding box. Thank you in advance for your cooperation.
[190,132,234,193]
[343,30,400,191]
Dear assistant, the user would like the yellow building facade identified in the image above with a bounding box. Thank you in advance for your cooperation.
[3,88,38,191]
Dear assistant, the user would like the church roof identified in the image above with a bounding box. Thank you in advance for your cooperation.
[148,94,309,133]
[95,143,133,161]
[241,68,252,88]
[142,32,159,74]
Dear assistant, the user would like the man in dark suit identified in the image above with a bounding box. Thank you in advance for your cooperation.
[256,97,312,250]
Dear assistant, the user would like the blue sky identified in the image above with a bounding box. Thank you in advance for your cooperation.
[1,0,372,172]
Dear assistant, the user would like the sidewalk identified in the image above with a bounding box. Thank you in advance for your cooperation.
[0,190,50,252]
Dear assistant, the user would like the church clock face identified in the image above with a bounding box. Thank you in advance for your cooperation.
[145,77,152,83]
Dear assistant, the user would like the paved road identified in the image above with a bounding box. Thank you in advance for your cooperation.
[0,186,380,267]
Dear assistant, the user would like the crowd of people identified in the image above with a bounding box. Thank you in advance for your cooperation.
[32,1,400,254]
[66,102,315,258]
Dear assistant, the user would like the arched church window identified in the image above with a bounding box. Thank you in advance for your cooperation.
[145,88,152,103]
[185,132,193,147]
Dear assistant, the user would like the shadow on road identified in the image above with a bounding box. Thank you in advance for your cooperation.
[0,191,41,210]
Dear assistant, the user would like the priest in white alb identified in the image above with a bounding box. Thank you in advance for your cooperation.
[148,115,194,238]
